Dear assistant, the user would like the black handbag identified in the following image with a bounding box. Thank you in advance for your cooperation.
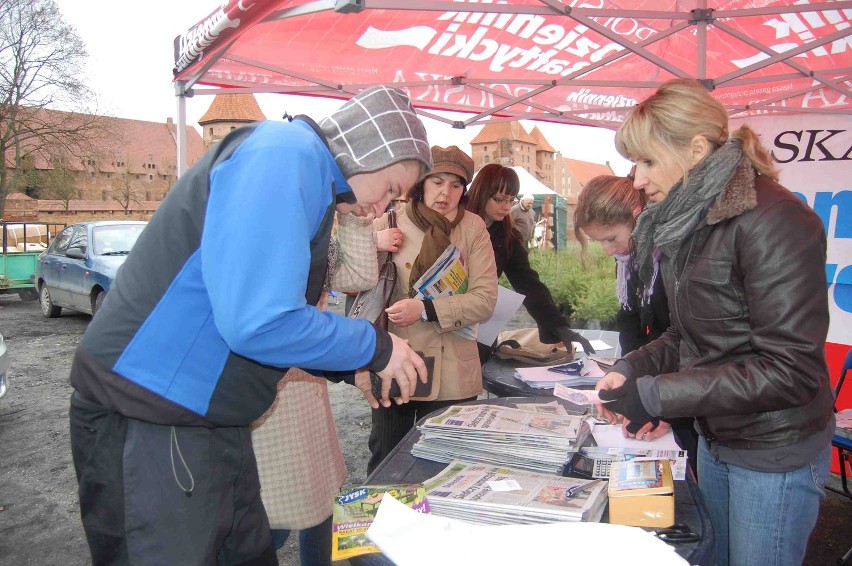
[348,209,397,330]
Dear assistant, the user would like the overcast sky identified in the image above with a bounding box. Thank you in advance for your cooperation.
[53,0,631,175]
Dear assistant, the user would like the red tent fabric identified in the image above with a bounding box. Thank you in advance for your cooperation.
[173,0,852,130]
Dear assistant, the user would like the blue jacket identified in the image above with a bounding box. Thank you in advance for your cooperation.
[70,119,382,427]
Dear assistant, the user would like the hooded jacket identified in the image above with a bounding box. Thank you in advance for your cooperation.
[70,120,387,427]
[611,165,834,449]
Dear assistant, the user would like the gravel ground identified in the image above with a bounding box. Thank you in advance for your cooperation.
[0,293,848,565]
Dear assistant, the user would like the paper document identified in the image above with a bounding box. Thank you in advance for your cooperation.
[592,424,682,451]
[411,245,477,340]
[553,384,610,405]
[366,495,689,566]
[477,285,525,346]
[579,339,613,351]
[411,245,468,299]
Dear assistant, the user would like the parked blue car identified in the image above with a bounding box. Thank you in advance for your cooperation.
[35,221,147,318]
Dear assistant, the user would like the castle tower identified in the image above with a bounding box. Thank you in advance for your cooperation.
[198,93,266,150]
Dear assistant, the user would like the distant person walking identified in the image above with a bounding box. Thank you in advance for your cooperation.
[510,193,536,246]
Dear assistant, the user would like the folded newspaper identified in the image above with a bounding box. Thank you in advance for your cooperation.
[331,484,429,561]
[411,404,592,474]
[411,244,478,340]
[423,460,608,525]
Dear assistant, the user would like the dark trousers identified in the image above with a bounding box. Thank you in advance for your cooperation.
[367,397,476,475]
[270,514,333,566]
[69,392,277,566]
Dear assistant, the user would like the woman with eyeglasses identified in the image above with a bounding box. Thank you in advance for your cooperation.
[466,163,596,362]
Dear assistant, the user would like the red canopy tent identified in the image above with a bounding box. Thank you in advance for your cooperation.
[172,0,852,391]
[172,0,852,169]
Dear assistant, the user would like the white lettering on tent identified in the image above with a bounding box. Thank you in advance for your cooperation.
[357,26,437,50]
[175,7,241,73]
[354,2,648,77]
[731,9,852,69]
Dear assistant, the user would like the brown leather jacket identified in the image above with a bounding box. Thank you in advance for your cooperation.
[614,165,834,449]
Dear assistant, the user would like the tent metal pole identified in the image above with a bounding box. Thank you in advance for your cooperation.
[176,81,188,178]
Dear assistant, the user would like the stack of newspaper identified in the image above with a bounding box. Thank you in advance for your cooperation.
[423,460,608,525]
[411,404,591,474]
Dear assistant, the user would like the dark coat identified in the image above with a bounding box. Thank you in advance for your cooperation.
[488,221,568,344]
[614,166,834,449]
[615,262,671,355]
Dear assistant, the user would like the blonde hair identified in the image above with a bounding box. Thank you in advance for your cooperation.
[615,78,778,182]
[574,175,645,251]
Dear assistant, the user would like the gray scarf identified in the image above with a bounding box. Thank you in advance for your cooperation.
[633,141,744,286]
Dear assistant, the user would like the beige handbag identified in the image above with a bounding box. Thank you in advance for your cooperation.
[494,327,575,365]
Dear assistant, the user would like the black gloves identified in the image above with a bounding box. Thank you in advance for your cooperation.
[554,327,596,355]
[598,378,659,432]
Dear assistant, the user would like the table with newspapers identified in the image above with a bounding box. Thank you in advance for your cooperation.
[350,397,714,566]
[482,329,622,398]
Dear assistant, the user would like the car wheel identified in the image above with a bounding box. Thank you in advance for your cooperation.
[40,285,61,318]
[18,288,39,301]
[93,290,105,315]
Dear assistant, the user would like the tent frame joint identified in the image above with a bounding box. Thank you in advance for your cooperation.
[690,8,715,24]
[334,0,364,14]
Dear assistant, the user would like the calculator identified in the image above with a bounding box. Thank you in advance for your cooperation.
[569,452,616,479]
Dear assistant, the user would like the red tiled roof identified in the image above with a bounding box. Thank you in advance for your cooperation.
[7,193,34,200]
[562,158,615,185]
[3,107,205,174]
[470,120,536,145]
[529,127,556,153]
[199,94,266,125]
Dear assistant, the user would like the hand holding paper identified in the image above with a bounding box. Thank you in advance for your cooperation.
[553,384,612,405]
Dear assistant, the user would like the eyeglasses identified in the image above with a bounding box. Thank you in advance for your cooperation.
[491,196,520,206]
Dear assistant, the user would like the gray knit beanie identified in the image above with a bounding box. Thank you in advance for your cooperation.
[319,86,432,178]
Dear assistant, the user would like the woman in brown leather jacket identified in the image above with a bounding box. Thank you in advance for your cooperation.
[595,79,834,566]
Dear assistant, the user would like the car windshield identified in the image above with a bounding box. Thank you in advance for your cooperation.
[92,224,145,256]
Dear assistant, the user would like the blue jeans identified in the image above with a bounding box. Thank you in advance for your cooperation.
[697,436,830,566]
[270,515,333,566]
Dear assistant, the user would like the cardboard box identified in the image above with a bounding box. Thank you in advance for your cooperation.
[607,459,674,528]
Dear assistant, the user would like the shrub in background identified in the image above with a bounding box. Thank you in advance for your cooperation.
[512,243,618,328]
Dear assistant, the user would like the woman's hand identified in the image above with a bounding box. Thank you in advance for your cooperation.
[386,298,425,328]
[376,228,403,253]
[595,371,627,424]
[623,418,670,440]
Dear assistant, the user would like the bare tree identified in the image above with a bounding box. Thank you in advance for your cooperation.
[0,0,106,218]
[110,171,143,215]
[39,154,78,211]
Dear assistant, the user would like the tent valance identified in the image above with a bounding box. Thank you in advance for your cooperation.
[174,0,852,133]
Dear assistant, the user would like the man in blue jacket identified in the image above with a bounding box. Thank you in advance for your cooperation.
[68,86,431,565]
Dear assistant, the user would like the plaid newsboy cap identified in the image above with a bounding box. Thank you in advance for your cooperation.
[319,85,432,178]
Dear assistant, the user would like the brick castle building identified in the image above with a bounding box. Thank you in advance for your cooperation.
[3,94,266,223]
